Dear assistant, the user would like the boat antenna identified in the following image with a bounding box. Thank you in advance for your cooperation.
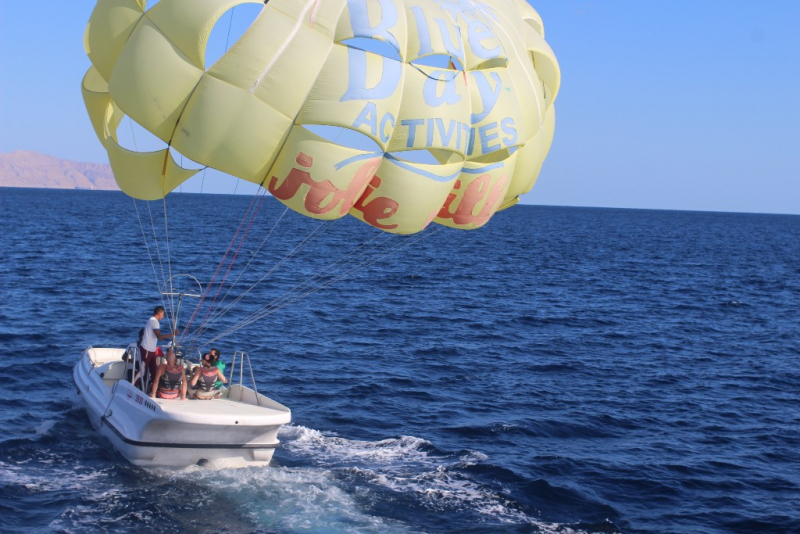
[161,274,203,352]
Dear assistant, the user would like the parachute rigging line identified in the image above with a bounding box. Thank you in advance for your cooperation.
[181,188,268,345]
[201,228,387,345]
[127,117,138,151]
[124,113,178,324]
[149,200,174,322]
[224,7,236,53]
[181,188,266,335]
[187,188,267,342]
[205,226,441,349]
[191,218,339,342]
[205,3,236,197]
[211,231,393,337]
[216,229,391,335]
[204,188,270,318]
[199,205,290,329]
[162,196,176,325]
[202,227,433,346]
[187,216,331,344]
[410,63,463,82]
[181,189,266,341]
[191,107,350,337]
[133,199,169,314]
[126,113,175,324]
[146,200,174,324]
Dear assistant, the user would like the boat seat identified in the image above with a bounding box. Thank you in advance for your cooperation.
[100,360,127,388]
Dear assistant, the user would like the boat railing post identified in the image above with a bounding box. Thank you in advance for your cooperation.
[244,352,262,406]
[127,343,140,385]
[239,351,244,391]
[122,345,130,383]
[228,351,238,393]
[137,343,151,394]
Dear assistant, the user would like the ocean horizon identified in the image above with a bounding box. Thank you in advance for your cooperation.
[3,185,799,218]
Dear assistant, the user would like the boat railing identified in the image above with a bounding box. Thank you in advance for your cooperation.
[110,343,264,403]
[228,351,262,406]
[119,342,161,395]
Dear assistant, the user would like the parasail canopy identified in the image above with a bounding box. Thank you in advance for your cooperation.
[82,0,560,234]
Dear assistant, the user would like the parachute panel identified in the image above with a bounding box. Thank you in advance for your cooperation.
[106,140,199,200]
[457,4,510,71]
[82,67,124,144]
[206,7,300,91]
[436,153,518,230]
[265,126,380,220]
[506,59,544,143]
[85,0,145,82]
[85,62,203,199]
[335,0,408,60]
[514,0,545,38]
[144,0,263,70]
[504,106,555,204]
[386,65,470,156]
[172,74,292,184]
[209,1,334,110]
[298,44,404,151]
[465,67,524,160]
[404,1,465,66]
[348,155,461,234]
[108,18,204,143]
[483,1,529,43]
[525,30,561,107]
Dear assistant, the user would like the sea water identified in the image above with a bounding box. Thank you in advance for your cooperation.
[0,188,798,533]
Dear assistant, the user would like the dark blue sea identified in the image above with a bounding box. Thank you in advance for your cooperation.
[1,188,798,534]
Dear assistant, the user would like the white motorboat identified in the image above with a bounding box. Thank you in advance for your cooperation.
[72,345,291,468]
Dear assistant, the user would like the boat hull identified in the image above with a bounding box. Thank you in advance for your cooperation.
[73,347,291,468]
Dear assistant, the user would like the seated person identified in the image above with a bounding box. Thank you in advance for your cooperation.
[191,353,228,400]
[150,348,187,400]
[209,348,226,389]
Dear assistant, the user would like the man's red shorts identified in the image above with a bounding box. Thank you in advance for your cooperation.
[139,346,159,381]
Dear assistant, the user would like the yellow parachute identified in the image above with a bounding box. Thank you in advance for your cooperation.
[82,0,560,234]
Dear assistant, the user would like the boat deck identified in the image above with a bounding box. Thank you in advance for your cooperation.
[154,397,286,418]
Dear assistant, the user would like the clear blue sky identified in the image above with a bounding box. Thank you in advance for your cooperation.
[1,1,798,214]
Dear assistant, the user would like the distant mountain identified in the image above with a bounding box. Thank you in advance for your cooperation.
[0,150,119,191]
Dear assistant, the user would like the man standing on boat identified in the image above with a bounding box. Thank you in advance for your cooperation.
[140,306,179,383]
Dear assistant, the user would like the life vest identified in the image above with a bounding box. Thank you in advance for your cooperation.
[196,367,218,392]
[157,388,179,400]
[157,365,183,399]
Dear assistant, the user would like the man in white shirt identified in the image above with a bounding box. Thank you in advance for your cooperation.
[140,306,178,381]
